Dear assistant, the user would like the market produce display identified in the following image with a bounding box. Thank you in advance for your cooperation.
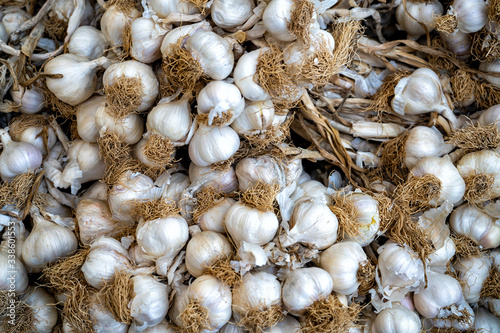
[0,0,500,332]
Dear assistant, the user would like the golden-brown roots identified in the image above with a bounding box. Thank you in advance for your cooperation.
[44,15,68,40]
[302,294,361,333]
[434,14,458,34]
[192,186,225,223]
[394,173,442,214]
[0,172,37,210]
[97,269,133,325]
[187,0,209,14]
[428,37,457,72]
[204,256,241,288]
[122,22,132,56]
[142,133,176,166]
[329,194,360,241]
[371,70,411,113]
[236,305,284,333]
[97,131,131,162]
[488,0,500,25]
[450,69,476,106]
[289,0,315,44]
[105,0,137,12]
[293,44,336,87]
[131,198,180,221]
[472,27,500,63]
[0,292,35,333]
[440,305,474,329]
[241,181,280,212]
[474,81,500,109]
[243,117,293,154]
[451,234,481,259]
[104,76,143,119]
[480,267,500,299]
[463,173,495,203]
[330,20,363,72]
[180,300,211,333]
[357,260,376,295]
[196,112,233,127]
[378,132,409,185]
[448,123,500,150]
[41,82,76,119]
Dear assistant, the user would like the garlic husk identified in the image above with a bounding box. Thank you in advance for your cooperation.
[81,236,132,289]
[282,267,333,316]
[76,95,104,143]
[473,307,500,332]
[280,197,338,250]
[188,163,238,193]
[100,2,140,51]
[409,156,466,206]
[9,119,57,155]
[90,295,129,333]
[318,241,369,295]
[231,98,275,135]
[76,198,117,245]
[128,319,176,332]
[95,106,145,145]
[211,0,254,29]
[225,201,279,246]
[185,231,233,277]
[0,129,42,182]
[451,0,488,33]
[427,297,474,330]
[377,242,424,290]
[81,181,109,201]
[21,211,77,272]
[197,81,245,126]
[290,180,331,205]
[370,306,422,333]
[146,96,192,143]
[188,124,240,167]
[130,17,169,64]
[235,155,284,191]
[233,48,271,102]
[159,21,212,55]
[416,201,454,251]
[454,255,491,303]
[396,1,443,40]
[232,271,282,322]
[479,59,500,88]
[404,126,454,169]
[198,197,235,233]
[149,0,200,17]
[449,203,500,249]
[161,172,191,203]
[44,54,109,106]
[1,9,31,38]
[22,287,58,333]
[168,284,188,327]
[68,26,108,59]
[10,86,45,114]
[478,104,500,129]
[136,216,189,276]
[130,275,170,330]
[427,236,456,273]
[0,242,29,293]
[67,140,105,184]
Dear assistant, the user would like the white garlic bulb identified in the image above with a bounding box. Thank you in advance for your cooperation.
[130,275,170,330]
[162,172,191,203]
[189,163,238,193]
[232,271,282,322]
[404,126,454,169]
[198,197,235,233]
[90,296,129,333]
[185,231,233,277]
[81,181,109,201]
[95,106,144,145]
[10,86,45,114]
[197,81,245,126]
[235,155,284,191]
[479,104,500,129]
[68,26,108,59]
[189,124,240,167]
[318,241,369,295]
[279,197,338,250]
[22,287,58,333]
[211,0,254,29]
[128,319,176,332]
[100,2,140,51]
[233,48,271,102]
[22,211,78,272]
[263,0,317,42]
[282,267,333,316]
[449,204,500,249]
[427,236,456,273]
[457,150,500,203]
[225,201,279,246]
[1,9,31,37]
[473,307,500,332]
[76,198,116,245]
[160,21,212,55]
[409,156,466,206]
[76,95,104,143]
[454,255,491,303]
[262,316,301,333]
[231,99,275,135]
[396,1,443,40]
[377,242,424,290]
[9,117,57,155]
[370,306,422,333]
[67,140,105,185]
[479,59,500,88]
[44,54,109,106]
[449,0,488,34]
[149,0,200,17]
[81,236,132,289]
[0,129,42,182]
[0,242,28,293]
[130,17,169,64]
[291,180,331,205]
[341,193,380,246]
[136,216,189,276]
[440,30,472,60]
[146,96,192,144]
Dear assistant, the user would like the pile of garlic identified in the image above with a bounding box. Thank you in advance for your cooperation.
[0,0,500,332]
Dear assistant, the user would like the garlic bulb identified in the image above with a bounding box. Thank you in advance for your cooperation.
[479,59,500,88]
[396,1,443,40]
[130,17,169,64]
[448,0,488,34]
[44,54,109,106]
[189,124,240,167]
[291,180,331,205]
[90,296,129,333]
[22,211,78,272]
[236,155,284,191]
[128,319,176,332]
[130,275,170,330]
[318,241,370,295]
[95,106,144,145]
[76,95,104,143]
[473,307,500,332]
[377,242,424,290]
[189,163,238,193]
[449,203,500,249]
[427,236,456,273]
[182,275,232,331]
[160,21,212,54]
[262,316,301,333]
[1,9,31,37]
[103,60,159,113]
[212,0,254,29]
[0,242,28,293]
[282,267,333,316]
[81,236,132,289]
[76,199,116,245]
[280,197,338,249]
[370,306,422,333]
[67,140,105,185]
[231,99,275,135]
[136,216,189,276]
[225,201,279,246]
[197,81,245,126]
[67,26,108,59]
[404,126,454,169]
[198,197,235,233]
[457,150,500,203]
[232,271,282,323]
[0,129,42,181]
[81,181,109,201]
[146,96,192,144]
[149,0,200,17]
[440,30,472,60]
[409,156,466,206]
[168,284,188,328]
[22,287,58,333]
[479,104,500,129]
[185,231,233,277]
[100,1,140,52]
[339,192,380,246]
[10,86,45,114]
[454,255,491,303]
[233,49,271,101]
[9,117,57,155]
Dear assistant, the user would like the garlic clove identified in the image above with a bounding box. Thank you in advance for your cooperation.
[233,48,271,102]
[0,129,42,182]
[130,17,169,64]
[67,140,105,185]
[95,105,145,145]
[76,198,117,246]
[231,98,275,135]
[404,126,454,169]
[100,1,140,53]
[10,86,45,114]
[211,0,254,29]
[473,307,500,332]
[198,197,235,233]
[76,95,105,143]
[68,26,109,59]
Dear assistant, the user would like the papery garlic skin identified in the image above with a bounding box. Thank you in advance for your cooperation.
[95,106,144,145]
[198,198,235,233]
[160,21,212,54]
[262,316,301,332]
[451,0,488,34]
[377,242,424,290]
[76,199,116,245]
[225,201,279,246]
[197,81,245,126]
[235,155,284,191]
[319,241,368,295]
[473,307,500,333]
[128,319,176,332]
[68,26,108,59]
[185,231,233,277]
[67,140,105,184]
[130,17,168,64]
[10,86,45,114]
[149,0,200,17]
[146,97,192,143]
[212,0,254,29]
[396,1,443,40]
[280,197,338,250]
[0,243,29,293]
[162,172,191,203]
[23,287,58,333]
[479,104,500,129]
[282,267,333,316]
[0,130,42,182]
[449,204,500,249]
[130,275,170,330]
[370,306,422,333]
[76,95,104,142]
[440,30,472,61]
[231,99,275,135]
[344,193,380,246]
[404,126,454,169]
[90,297,129,333]
[2,9,31,37]
[427,237,456,273]
[454,255,491,303]
[233,49,271,102]
[10,121,57,155]
[232,272,282,321]
[100,3,140,51]
[189,163,238,193]
[82,237,131,289]
[457,150,500,202]
[479,59,500,88]
[291,180,331,205]
[189,124,240,167]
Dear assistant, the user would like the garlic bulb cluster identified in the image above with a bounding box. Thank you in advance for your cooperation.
[0,129,42,181]
[396,1,443,40]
